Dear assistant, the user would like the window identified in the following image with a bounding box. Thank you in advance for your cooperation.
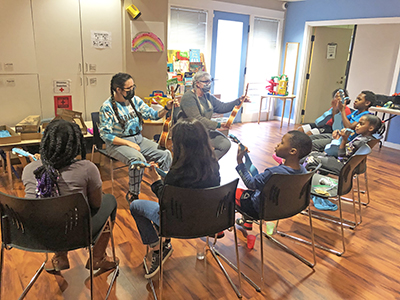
[169,7,207,52]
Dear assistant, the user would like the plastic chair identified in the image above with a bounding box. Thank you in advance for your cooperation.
[0,192,119,300]
[236,170,317,285]
[91,112,128,193]
[156,179,254,299]
[308,144,371,256]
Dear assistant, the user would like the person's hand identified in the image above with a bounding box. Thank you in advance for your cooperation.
[149,162,162,182]
[338,99,346,112]
[126,140,141,151]
[221,122,231,129]
[166,99,174,110]
[332,130,340,140]
[339,128,351,140]
[240,95,250,103]
[237,144,249,165]
[33,153,41,160]
[173,99,180,108]
[331,96,339,110]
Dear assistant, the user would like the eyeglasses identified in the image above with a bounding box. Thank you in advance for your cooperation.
[123,84,137,91]
[199,80,213,85]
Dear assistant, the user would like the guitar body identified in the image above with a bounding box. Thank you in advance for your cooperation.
[158,119,171,148]
[225,83,249,128]
[158,85,178,151]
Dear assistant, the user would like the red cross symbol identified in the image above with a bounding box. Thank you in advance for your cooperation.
[59,87,64,92]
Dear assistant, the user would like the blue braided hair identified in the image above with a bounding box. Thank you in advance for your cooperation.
[34,119,86,198]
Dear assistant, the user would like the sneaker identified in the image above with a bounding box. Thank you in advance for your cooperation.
[208,231,225,239]
[236,217,253,230]
[145,243,173,279]
[126,191,139,204]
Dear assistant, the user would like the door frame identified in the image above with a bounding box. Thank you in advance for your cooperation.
[294,17,400,124]
[210,10,249,98]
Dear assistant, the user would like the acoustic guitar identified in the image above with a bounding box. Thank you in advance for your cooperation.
[228,134,259,176]
[225,83,249,128]
[158,85,178,151]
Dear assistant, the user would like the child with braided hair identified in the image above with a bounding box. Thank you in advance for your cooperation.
[22,119,119,272]
[99,73,173,202]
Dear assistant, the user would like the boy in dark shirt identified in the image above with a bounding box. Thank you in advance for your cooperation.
[235,131,312,229]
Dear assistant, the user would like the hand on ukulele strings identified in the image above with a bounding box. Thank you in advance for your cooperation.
[339,128,353,141]
[166,99,174,110]
[220,122,231,130]
[126,140,141,152]
[240,95,250,103]
[236,143,250,165]
[149,162,162,182]
[33,153,41,161]
[337,98,347,112]
[332,129,341,140]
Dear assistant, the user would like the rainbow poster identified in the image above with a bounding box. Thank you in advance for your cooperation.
[131,21,165,53]
[132,32,164,52]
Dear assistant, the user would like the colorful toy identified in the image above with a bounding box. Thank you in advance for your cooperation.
[277,74,288,96]
[266,76,279,95]
[144,90,170,107]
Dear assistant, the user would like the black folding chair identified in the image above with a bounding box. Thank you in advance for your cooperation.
[308,144,371,256]
[0,192,119,300]
[156,179,252,299]
[236,169,317,285]
[91,112,128,193]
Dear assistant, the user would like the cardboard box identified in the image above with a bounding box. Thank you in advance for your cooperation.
[15,115,41,133]
[0,125,22,144]
[54,108,87,135]
[21,132,42,141]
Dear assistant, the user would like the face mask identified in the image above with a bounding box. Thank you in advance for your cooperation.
[123,89,135,100]
[201,83,211,93]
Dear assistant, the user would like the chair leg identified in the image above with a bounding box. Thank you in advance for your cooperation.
[0,243,4,299]
[208,227,245,298]
[105,218,120,300]
[260,220,264,282]
[19,253,48,300]
[271,207,316,268]
[159,237,164,300]
[110,159,114,194]
[89,245,94,300]
[91,145,95,163]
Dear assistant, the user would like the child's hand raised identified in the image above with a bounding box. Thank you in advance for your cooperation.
[149,162,162,182]
[237,144,249,165]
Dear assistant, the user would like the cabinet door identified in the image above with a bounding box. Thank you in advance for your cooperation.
[80,0,123,74]
[0,75,41,126]
[84,74,114,120]
[31,0,84,119]
[0,0,37,74]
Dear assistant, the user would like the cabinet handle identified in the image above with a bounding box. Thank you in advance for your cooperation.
[86,77,88,86]
[80,77,83,86]
[78,63,81,72]
[85,63,88,73]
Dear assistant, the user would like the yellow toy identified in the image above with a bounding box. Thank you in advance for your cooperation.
[126,4,141,20]
[277,75,288,96]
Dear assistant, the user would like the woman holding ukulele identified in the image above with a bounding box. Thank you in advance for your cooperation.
[178,71,250,160]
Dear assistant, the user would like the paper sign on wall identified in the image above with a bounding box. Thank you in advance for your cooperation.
[91,30,112,49]
[54,95,72,116]
[53,80,71,93]
[327,43,337,60]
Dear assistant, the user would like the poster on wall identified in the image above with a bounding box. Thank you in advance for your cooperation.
[91,30,112,49]
[131,21,165,52]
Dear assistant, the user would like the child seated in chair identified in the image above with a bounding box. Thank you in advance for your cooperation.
[235,131,312,230]
[303,114,384,176]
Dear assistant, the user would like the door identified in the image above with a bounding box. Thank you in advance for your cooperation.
[302,26,353,123]
[210,11,249,121]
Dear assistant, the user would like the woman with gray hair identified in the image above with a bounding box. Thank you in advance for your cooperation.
[178,71,249,159]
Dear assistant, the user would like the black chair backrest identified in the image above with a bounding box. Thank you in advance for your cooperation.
[159,179,239,239]
[355,138,380,174]
[0,192,92,253]
[259,171,315,221]
[91,112,104,149]
[337,144,371,196]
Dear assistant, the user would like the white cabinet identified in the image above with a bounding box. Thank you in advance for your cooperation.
[0,75,41,126]
[0,0,37,74]
[80,0,123,74]
[0,0,123,126]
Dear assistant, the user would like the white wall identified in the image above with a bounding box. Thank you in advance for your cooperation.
[347,24,400,100]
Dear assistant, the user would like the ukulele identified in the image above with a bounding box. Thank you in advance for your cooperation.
[12,148,38,161]
[228,134,259,176]
[225,83,249,128]
[159,85,178,151]
[130,161,167,177]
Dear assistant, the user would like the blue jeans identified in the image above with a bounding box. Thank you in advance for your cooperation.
[130,200,160,246]
[106,134,172,195]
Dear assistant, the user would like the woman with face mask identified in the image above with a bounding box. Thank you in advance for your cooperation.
[178,71,250,160]
[99,73,173,203]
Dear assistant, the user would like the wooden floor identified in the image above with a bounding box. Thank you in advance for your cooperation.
[1,120,400,300]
